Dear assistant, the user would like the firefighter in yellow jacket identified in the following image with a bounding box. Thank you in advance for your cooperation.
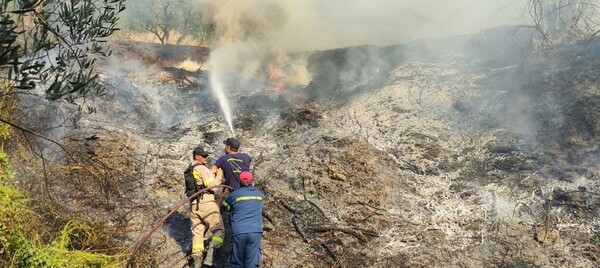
[187,146,224,267]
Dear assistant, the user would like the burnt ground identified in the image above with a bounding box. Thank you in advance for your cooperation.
[9,26,600,267]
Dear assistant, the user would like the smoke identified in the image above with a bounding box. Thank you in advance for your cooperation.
[199,0,523,50]
[196,0,524,132]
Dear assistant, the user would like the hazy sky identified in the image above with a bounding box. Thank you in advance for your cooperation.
[350,0,523,42]
[198,0,526,50]
[309,0,525,46]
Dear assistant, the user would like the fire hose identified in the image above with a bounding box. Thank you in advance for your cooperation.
[126,184,233,267]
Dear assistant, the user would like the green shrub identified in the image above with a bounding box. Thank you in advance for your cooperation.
[0,169,123,267]
[0,117,123,267]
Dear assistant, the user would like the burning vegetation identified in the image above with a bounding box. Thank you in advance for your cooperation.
[42,27,593,267]
[2,1,600,268]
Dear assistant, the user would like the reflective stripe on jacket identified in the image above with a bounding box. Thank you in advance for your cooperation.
[192,163,217,203]
[223,186,264,235]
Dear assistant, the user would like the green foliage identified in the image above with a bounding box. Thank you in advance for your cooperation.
[0,111,122,267]
[0,150,9,175]
[0,3,129,265]
[0,188,122,267]
[0,0,126,102]
[0,168,122,266]
[0,88,12,178]
[125,0,213,44]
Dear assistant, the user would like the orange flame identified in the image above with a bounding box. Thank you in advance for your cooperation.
[267,63,285,92]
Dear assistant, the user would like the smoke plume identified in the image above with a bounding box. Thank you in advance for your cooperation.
[199,0,523,50]
[197,0,524,84]
[196,0,524,131]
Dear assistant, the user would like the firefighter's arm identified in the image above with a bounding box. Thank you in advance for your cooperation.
[216,168,224,184]
[192,166,202,183]
[210,168,225,196]
[199,165,218,187]
[209,164,219,175]
[222,195,233,212]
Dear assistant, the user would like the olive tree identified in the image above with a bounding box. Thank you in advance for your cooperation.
[0,0,125,102]
[525,0,600,41]
[126,0,211,44]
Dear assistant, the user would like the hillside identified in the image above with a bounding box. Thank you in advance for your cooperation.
[9,26,599,267]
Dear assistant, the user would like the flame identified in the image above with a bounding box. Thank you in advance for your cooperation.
[267,63,285,92]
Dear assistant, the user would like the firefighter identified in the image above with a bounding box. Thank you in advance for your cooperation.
[222,171,264,268]
[210,137,251,191]
[188,146,225,267]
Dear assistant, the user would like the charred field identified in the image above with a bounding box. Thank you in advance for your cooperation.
[9,26,600,267]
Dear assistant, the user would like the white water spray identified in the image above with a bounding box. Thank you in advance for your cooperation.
[210,71,235,137]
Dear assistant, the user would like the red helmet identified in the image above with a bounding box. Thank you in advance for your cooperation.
[239,171,253,183]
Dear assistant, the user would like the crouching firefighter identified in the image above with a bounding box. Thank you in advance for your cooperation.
[184,146,225,267]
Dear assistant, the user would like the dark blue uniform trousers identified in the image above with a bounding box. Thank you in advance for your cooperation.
[230,232,262,268]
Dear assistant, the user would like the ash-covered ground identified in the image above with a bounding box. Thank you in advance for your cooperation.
[12,27,599,267]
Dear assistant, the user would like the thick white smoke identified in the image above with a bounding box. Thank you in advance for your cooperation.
[199,0,523,50]
[196,0,524,133]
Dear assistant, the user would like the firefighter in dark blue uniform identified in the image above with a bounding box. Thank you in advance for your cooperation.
[222,171,264,267]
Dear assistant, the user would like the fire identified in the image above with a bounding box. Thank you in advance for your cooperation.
[267,63,285,92]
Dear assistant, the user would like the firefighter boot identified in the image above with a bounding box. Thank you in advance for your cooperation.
[203,246,215,267]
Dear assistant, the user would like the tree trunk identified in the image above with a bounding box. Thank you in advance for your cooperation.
[163,30,170,44]
[176,32,189,45]
[151,31,166,44]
